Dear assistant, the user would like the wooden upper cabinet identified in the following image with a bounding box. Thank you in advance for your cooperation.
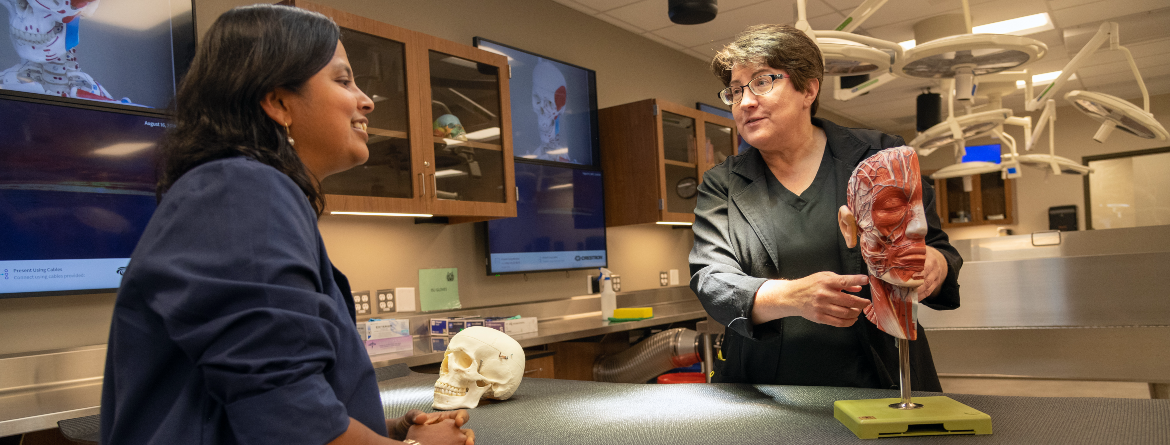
[599,99,738,227]
[282,1,515,220]
[931,172,1015,228]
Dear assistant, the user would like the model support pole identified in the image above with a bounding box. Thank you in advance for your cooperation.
[891,337,923,409]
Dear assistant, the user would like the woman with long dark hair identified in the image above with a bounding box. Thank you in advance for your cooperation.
[100,5,472,445]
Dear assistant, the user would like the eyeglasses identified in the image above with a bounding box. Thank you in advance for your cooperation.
[718,73,788,105]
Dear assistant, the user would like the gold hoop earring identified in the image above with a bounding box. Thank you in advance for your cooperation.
[284,122,295,147]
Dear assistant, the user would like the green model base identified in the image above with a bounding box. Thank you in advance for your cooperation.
[834,396,992,439]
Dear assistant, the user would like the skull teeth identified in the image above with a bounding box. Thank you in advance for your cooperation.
[434,381,467,397]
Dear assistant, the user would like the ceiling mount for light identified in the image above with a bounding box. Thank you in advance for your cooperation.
[668,0,718,25]
[1021,21,1168,144]
[792,0,904,101]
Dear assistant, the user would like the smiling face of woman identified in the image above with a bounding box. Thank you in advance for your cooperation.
[283,41,375,180]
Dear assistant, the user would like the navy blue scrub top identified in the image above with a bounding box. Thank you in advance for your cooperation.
[100,157,386,445]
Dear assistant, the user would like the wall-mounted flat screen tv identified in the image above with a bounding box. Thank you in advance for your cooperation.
[0,0,195,110]
[1,96,170,298]
[0,0,194,298]
[473,37,599,167]
[485,161,606,275]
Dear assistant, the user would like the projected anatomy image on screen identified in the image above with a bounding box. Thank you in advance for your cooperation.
[0,0,185,108]
[476,39,596,166]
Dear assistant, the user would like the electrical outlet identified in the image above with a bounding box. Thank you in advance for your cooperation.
[669,269,680,285]
[659,271,669,286]
[352,290,372,317]
[611,275,621,292]
[375,289,396,314]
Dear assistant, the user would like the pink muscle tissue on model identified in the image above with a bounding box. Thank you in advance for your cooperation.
[840,146,928,340]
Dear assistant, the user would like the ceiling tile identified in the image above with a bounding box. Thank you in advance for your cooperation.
[605,0,677,32]
[600,14,651,34]
[719,0,774,13]
[823,0,865,13]
[551,0,600,15]
[809,12,848,30]
[571,0,643,13]
[966,0,1048,26]
[641,32,687,51]
[1047,0,1098,10]
[1050,0,1167,29]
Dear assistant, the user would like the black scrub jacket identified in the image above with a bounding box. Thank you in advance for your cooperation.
[100,157,386,444]
[689,117,963,391]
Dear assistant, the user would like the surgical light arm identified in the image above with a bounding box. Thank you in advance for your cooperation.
[1023,22,1149,114]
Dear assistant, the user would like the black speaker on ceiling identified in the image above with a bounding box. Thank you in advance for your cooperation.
[669,0,718,25]
[917,92,941,132]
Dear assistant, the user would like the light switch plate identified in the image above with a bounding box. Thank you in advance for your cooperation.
[375,289,396,314]
[395,287,416,312]
[352,290,372,317]
[669,269,679,285]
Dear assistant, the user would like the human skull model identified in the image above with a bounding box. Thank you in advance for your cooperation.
[433,326,525,410]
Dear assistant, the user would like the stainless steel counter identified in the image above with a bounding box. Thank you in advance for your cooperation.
[922,226,1170,389]
[0,346,104,437]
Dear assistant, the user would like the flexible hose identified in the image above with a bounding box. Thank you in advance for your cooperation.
[593,328,701,383]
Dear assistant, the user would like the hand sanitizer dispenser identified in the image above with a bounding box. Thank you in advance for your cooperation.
[599,268,616,321]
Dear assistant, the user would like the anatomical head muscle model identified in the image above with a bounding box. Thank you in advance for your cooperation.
[838,146,928,340]
[434,326,526,410]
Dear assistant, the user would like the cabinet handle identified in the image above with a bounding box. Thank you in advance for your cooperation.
[418,173,425,198]
[430,173,436,198]
[523,368,543,374]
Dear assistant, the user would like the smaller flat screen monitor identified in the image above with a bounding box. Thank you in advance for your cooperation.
[485,161,606,275]
[0,95,167,298]
[962,144,1002,164]
[474,37,600,167]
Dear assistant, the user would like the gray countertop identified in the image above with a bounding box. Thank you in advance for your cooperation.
[376,368,1170,444]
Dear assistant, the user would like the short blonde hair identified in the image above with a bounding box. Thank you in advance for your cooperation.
[711,24,824,116]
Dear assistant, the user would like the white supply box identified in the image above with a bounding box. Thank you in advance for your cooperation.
[363,319,411,355]
[485,317,537,336]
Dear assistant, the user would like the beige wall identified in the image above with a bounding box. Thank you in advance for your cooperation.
[918,92,1170,240]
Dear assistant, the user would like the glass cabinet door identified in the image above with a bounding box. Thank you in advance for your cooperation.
[703,121,735,172]
[427,50,506,205]
[661,111,698,217]
[979,172,1008,221]
[944,177,974,224]
[321,29,414,200]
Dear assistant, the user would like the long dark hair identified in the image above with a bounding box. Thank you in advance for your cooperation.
[156,4,340,215]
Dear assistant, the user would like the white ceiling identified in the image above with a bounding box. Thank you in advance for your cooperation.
[552,0,1170,134]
